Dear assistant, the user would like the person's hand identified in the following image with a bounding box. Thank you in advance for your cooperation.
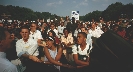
[29,55,40,62]
[62,64,76,68]
[40,43,47,47]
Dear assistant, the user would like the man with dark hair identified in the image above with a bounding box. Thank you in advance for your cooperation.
[0,27,18,72]
[72,32,92,72]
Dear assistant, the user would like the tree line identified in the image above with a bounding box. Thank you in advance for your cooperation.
[0,2,133,22]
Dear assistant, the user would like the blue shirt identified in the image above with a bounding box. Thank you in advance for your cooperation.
[0,52,18,72]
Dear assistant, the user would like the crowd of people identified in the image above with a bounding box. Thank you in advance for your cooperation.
[0,16,133,72]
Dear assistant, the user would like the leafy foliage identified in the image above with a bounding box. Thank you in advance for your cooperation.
[0,2,133,22]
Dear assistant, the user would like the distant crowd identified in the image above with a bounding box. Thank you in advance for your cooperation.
[0,17,133,72]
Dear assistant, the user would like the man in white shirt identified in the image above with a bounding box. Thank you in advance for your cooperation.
[29,23,44,59]
[16,26,42,72]
[57,22,65,38]
[29,22,43,45]
[0,27,18,72]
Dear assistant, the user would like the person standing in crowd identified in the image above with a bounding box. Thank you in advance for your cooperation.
[7,24,13,33]
[0,27,18,72]
[72,32,92,72]
[29,22,43,46]
[74,22,81,38]
[112,24,119,33]
[90,23,104,38]
[57,22,66,38]
[61,28,74,61]
[80,27,92,47]
[47,23,59,37]
[29,22,44,59]
[16,26,42,72]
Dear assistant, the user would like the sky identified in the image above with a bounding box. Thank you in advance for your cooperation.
[0,0,133,17]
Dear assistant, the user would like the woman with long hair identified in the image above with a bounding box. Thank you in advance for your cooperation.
[43,36,74,72]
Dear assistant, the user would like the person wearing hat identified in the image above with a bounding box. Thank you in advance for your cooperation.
[43,36,75,72]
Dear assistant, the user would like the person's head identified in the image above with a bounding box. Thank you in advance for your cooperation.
[20,26,30,42]
[48,30,56,37]
[60,22,64,26]
[50,23,55,30]
[102,26,108,32]
[87,24,92,30]
[41,22,47,27]
[63,28,70,37]
[77,32,87,45]
[45,36,56,48]
[113,25,119,32]
[10,31,16,40]
[0,22,4,27]
[91,23,96,28]
[80,27,88,34]
[30,22,37,32]
[0,27,13,52]
[7,24,12,30]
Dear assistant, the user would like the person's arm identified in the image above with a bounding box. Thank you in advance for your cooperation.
[72,45,89,66]
[37,30,43,46]
[55,46,63,61]
[73,54,89,66]
[44,46,63,66]
[16,41,25,58]
[20,54,40,62]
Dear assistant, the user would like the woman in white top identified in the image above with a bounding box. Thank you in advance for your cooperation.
[43,36,74,72]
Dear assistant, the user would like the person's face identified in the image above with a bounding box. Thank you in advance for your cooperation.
[114,26,118,32]
[0,23,4,27]
[30,24,37,31]
[10,33,15,40]
[1,31,13,50]
[81,28,86,33]
[91,23,96,28]
[7,26,12,30]
[50,25,55,30]
[46,39,54,48]
[64,30,68,37]
[48,32,53,37]
[20,29,29,41]
[61,23,64,26]
[77,33,86,45]
[42,23,47,27]
[87,26,91,30]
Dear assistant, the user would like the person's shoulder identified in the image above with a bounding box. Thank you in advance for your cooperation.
[72,44,77,48]
[36,30,41,33]
[0,59,17,72]
[16,39,22,43]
